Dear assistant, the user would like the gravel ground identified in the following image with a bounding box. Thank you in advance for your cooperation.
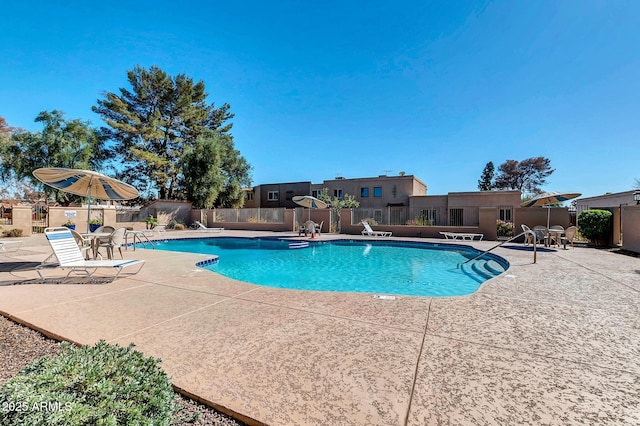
[0,315,246,426]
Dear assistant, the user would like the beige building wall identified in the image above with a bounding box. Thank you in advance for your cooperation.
[408,191,521,227]
[322,175,427,208]
[249,182,312,209]
[622,205,640,253]
[447,191,521,207]
[1,205,33,236]
[242,189,256,208]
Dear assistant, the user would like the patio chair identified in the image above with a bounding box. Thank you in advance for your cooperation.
[70,229,93,260]
[94,225,115,234]
[562,226,577,249]
[361,221,392,237]
[37,227,145,281]
[92,225,116,245]
[315,221,324,236]
[298,221,307,236]
[533,226,549,246]
[303,220,318,238]
[548,225,565,247]
[521,224,544,246]
[95,227,127,259]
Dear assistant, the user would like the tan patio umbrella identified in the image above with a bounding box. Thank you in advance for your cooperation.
[33,168,139,232]
[521,191,581,228]
[292,195,327,221]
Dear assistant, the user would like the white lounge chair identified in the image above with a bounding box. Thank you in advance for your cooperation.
[439,232,483,241]
[193,221,224,232]
[361,221,392,237]
[0,239,23,253]
[37,227,145,281]
[153,224,167,234]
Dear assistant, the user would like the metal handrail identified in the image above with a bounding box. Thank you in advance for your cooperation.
[461,230,537,265]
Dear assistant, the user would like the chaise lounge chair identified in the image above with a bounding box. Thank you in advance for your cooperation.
[37,227,145,281]
[361,221,392,237]
[0,239,23,253]
[193,221,224,232]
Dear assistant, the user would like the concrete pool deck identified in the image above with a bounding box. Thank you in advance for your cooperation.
[0,230,638,425]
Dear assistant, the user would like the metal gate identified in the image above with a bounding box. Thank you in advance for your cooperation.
[32,203,47,233]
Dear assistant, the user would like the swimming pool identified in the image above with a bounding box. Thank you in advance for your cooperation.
[152,238,509,297]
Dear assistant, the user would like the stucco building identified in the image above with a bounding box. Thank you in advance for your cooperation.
[243,174,428,210]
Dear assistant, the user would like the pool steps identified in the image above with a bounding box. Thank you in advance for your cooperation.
[461,258,507,283]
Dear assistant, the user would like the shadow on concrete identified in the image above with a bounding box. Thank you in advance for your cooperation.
[0,277,114,286]
[500,244,558,253]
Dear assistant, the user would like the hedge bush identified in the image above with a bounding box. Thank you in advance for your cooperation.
[0,341,177,425]
[578,209,612,244]
[2,228,23,237]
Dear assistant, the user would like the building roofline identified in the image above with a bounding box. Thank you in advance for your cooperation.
[321,174,424,184]
[576,189,637,202]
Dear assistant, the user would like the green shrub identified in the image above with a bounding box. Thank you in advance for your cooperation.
[144,215,159,229]
[0,340,177,425]
[2,228,23,238]
[496,220,514,237]
[578,209,612,244]
[407,212,434,226]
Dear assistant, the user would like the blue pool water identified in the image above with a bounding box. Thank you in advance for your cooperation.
[152,238,509,297]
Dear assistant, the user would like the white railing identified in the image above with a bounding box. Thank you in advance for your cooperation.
[352,206,480,226]
[215,208,285,223]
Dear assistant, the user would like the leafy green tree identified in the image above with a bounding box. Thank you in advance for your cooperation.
[477,161,495,191]
[0,110,107,204]
[494,157,554,195]
[181,130,252,208]
[317,188,360,232]
[0,116,17,143]
[92,65,242,201]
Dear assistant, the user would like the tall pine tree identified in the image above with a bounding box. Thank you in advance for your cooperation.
[92,65,250,203]
[478,161,495,191]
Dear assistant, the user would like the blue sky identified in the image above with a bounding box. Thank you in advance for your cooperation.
[1,1,638,198]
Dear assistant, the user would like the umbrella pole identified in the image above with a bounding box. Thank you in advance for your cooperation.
[86,180,93,233]
[546,206,551,229]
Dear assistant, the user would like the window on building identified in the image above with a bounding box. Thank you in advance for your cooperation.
[373,187,382,197]
[334,189,343,199]
[499,207,512,222]
[361,187,369,198]
[311,190,319,198]
[450,208,464,226]
[246,192,254,201]
[285,190,293,201]
[267,191,279,201]
[420,208,437,225]
[374,209,383,224]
